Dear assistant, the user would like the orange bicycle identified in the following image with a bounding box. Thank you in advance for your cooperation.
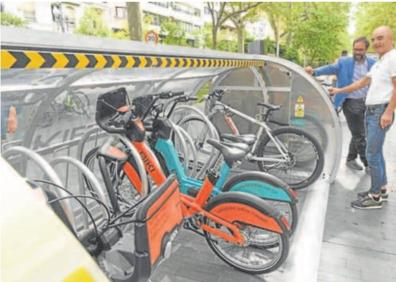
[91,88,290,274]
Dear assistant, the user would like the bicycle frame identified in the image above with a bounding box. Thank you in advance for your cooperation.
[118,137,285,245]
[154,138,292,202]
[209,101,290,163]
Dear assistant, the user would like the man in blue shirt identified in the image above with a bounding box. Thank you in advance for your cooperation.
[305,37,376,171]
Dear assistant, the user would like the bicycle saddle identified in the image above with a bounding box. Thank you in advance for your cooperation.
[257,102,281,111]
[221,140,250,152]
[221,133,256,146]
[207,138,247,167]
[97,138,128,162]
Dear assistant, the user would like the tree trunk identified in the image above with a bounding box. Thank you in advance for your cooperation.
[274,27,280,57]
[212,28,218,49]
[127,2,143,41]
[276,40,280,57]
[237,26,244,53]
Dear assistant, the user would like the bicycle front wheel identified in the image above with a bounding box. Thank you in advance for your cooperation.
[204,192,289,274]
[71,92,90,115]
[256,127,324,189]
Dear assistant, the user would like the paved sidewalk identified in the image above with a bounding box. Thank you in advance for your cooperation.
[318,117,396,282]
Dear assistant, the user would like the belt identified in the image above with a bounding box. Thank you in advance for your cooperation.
[366,103,388,110]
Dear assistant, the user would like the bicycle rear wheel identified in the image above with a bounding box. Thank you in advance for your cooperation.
[256,127,324,189]
[37,102,58,128]
[204,192,289,274]
[223,171,298,235]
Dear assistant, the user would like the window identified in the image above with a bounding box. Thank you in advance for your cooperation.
[144,12,162,26]
[179,21,193,33]
[171,3,199,17]
[18,2,35,22]
[194,8,201,17]
[149,2,169,9]
[115,6,126,19]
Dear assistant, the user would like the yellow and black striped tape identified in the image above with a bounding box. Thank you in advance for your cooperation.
[1,48,264,69]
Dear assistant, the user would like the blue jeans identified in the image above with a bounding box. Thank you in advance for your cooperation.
[365,104,392,194]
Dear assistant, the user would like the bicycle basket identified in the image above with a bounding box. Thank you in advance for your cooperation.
[132,95,155,118]
[96,87,129,125]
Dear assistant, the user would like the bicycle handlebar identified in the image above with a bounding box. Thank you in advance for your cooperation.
[96,110,133,134]
[158,91,184,99]
[141,94,197,121]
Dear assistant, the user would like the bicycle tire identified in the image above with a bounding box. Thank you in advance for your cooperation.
[83,146,118,211]
[83,146,143,214]
[204,192,289,274]
[222,171,298,235]
[256,127,324,189]
[288,114,328,154]
[37,102,58,128]
[71,92,90,115]
[83,147,103,200]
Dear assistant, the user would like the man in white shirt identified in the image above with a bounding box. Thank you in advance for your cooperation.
[329,26,396,209]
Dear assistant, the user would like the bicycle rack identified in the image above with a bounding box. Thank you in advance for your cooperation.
[75,126,108,228]
[76,126,105,162]
[170,123,198,177]
[171,106,220,179]
[50,156,110,232]
[175,125,198,176]
[2,146,76,232]
[116,134,149,197]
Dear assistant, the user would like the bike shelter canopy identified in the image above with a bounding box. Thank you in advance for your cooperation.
[1,26,342,282]
[1,26,341,181]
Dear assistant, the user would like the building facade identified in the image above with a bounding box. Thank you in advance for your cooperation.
[1,2,274,48]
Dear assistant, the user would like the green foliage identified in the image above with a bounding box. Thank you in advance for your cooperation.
[263,38,276,54]
[196,81,211,102]
[75,6,110,37]
[202,22,214,48]
[0,12,26,27]
[143,14,154,25]
[355,2,396,41]
[160,19,187,46]
[206,2,260,50]
[258,2,350,65]
[282,46,302,65]
[293,4,350,64]
[111,29,129,40]
[217,40,238,52]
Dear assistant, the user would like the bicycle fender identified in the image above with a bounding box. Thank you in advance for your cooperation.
[222,171,296,203]
[205,192,288,234]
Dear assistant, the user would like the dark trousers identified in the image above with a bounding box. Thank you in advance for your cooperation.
[342,98,368,166]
